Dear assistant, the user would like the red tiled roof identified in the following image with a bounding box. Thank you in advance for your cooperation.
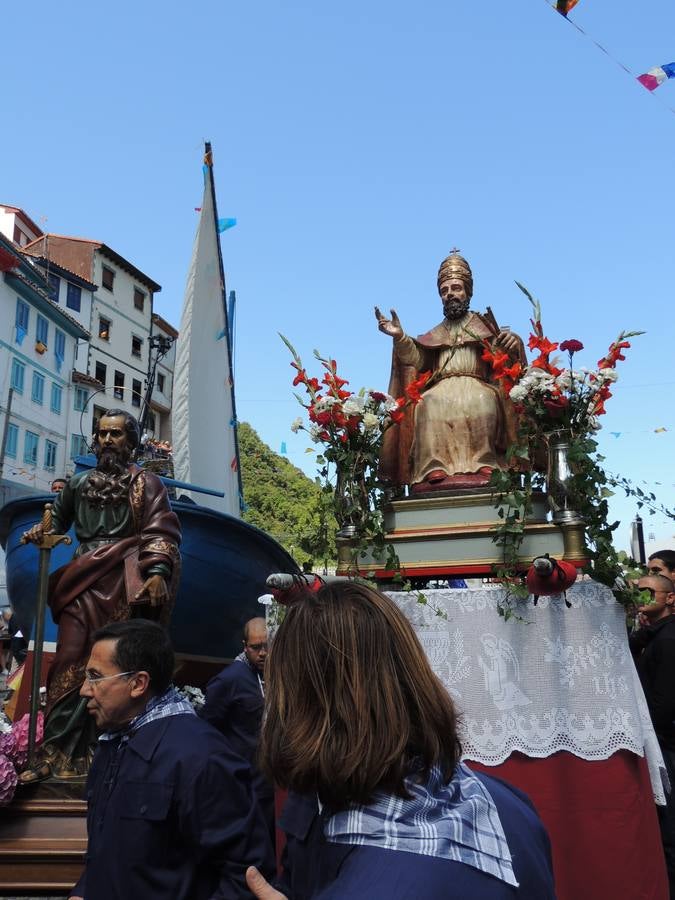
[24,252,97,291]
[25,234,161,293]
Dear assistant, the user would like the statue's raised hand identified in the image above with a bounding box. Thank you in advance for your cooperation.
[375,306,403,340]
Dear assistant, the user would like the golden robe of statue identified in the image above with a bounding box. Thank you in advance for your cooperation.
[376,251,524,493]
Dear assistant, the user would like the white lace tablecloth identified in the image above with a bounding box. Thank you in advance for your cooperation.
[386,583,668,804]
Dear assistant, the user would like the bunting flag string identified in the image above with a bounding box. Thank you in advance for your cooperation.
[544,1,675,114]
[607,426,670,438]
[638,63,675,92]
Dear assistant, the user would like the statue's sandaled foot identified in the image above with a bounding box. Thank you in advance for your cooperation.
[18,762,52,785]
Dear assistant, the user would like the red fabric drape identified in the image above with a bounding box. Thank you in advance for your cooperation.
[470,750,668,900]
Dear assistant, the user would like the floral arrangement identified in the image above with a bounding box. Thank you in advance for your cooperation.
[0,711,44,806]
[282,334,432,544]
[482,283,644,617]
[482,284,642,438]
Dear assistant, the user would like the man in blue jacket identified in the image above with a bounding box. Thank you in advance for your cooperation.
[201,617,274,841]
[69,618,274,900]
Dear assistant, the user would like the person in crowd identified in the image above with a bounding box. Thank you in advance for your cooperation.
[50,476,67,492]
[201,617,274,841]
[69,619,273,900]
[648,550,675,581]
[3,606,27,667]
[246,581,555,899]
[630,573,675,897]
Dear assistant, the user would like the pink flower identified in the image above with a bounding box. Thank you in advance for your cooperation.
[560,339,584,353]
[12,712,44,769]
[0,753,17,806]
[0,731,19,766]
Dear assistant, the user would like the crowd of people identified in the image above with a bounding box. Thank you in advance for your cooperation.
[66,583,556,899]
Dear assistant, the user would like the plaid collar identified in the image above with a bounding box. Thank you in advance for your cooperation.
[324,762,518,887]
[99,685,195,743]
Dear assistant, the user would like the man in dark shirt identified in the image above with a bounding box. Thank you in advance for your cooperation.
[630,573,675,896]
[201,618,274,840]
[70,618,272,900]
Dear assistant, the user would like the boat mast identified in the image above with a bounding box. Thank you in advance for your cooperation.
[203,141,244,507]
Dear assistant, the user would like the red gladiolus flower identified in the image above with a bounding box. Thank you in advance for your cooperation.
[405,370,433,403]
[292,369,308,387]
[390,409,405,423]
[314,410,332,426]
[528,335,559,355]
[560,339,584,353]
[306,377,320,392]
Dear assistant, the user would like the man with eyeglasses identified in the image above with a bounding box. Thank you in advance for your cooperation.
[630,573,675,895]
[69,618,273,900]
[201,617,274,841]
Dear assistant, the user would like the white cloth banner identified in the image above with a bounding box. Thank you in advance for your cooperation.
[386,583,667,804]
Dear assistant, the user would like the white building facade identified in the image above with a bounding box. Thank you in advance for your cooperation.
[0,234,89,504]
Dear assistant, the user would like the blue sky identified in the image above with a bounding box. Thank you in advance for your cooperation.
[2,0,674,551]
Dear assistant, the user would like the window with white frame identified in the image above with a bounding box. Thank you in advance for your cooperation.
[15,298,29,344]
[66,283,82,312]
[24,431,39,465]
[44,440,57,471]
[36,315,49,347]
[51,383,63,414]
[31,372,45,405]
[74,386,89,412]
[10,358,25,394]
[54,330,66,372]
[70,434,89,459]
[48,273,60,302]
[6,424,18,459]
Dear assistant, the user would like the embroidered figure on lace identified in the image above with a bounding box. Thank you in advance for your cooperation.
[544,623,628,689]
[478,634,531,711]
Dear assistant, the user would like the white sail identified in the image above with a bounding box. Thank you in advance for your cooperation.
[172,148,242,517]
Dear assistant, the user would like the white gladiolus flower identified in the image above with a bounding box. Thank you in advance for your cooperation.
[290,417,303,433]
[598,368,618,383]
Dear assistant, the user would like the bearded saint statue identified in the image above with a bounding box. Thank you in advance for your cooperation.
[375,251,525,493]
[20,409,181,781]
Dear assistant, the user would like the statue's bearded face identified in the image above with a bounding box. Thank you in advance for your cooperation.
[439,277,470,320]
[95,415,132,473]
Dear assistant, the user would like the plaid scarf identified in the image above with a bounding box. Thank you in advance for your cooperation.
[324,762,518,887]
[99,685,195,743]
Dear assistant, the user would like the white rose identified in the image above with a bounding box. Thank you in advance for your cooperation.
[362,412,380,431]
[290,417,303,433]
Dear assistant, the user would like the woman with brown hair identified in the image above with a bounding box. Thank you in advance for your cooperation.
[246,581,555,899]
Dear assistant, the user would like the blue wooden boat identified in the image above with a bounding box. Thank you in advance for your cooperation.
[0,490,298,671]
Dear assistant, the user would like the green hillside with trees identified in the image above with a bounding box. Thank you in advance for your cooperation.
[238,422,334,569]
